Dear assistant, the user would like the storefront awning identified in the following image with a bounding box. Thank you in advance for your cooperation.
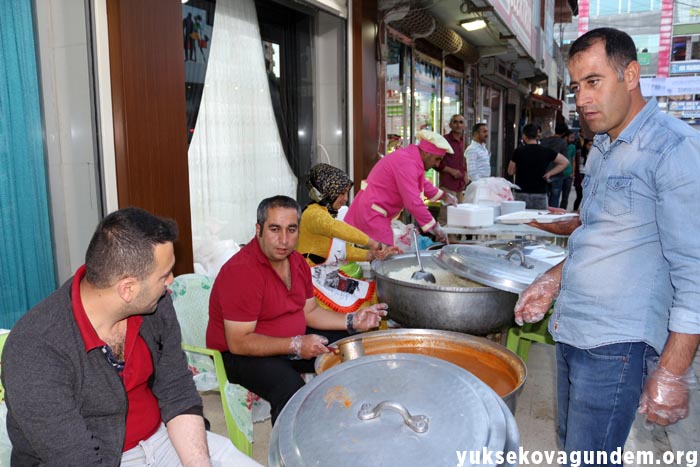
[528,93,562,110]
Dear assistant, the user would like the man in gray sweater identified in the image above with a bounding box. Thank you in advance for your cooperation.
[1,208,261,467]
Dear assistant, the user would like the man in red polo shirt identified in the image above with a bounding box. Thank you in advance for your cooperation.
[2,207,261,466]
[438,114,469,226]
[207,195,387,425]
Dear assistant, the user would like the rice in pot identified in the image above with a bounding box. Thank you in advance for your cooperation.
[387,266,482,288]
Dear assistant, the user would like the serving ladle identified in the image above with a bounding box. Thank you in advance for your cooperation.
[410,228,436,283]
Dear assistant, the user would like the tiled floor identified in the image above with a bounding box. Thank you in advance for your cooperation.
[204,341,699,466]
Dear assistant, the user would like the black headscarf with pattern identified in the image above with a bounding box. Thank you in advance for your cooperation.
[305,163,353,217]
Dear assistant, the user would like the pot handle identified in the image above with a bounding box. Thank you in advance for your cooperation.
[503,247,533,269]
[357,401,429,433]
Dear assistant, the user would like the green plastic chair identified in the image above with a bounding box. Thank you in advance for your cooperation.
[1,330,13,465]
[506,309,555,364]
[0,331,9,402]
[169,274,254,457]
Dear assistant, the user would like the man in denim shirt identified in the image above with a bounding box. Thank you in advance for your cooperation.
[515,28,700,464]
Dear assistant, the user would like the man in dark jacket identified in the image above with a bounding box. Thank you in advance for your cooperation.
[1,207,261,466]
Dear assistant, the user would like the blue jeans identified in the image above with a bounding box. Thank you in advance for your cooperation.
[548,175,564,207]
[556,342,658,466]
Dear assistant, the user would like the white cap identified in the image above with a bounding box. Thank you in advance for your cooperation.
[416,130,454,155]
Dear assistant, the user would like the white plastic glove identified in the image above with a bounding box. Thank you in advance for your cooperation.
[431,223,448,243]
[441,192,458,207]
[289,334,329,359]
[639,366,694,426]
[348,303,388,332]
[513,273,560,326]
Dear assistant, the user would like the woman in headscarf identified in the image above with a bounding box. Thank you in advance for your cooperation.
[297,163,400,313]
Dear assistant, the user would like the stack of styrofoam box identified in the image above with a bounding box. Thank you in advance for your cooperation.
[447,203,494,227]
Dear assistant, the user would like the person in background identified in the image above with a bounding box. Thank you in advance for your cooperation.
[573,138,592,211]
[207,196,387,425]
[297,164,400,313]
[466,123,491,181]
[297,163,398,266]
[508,123,569,209]
[2,207,261,467]
[540,122,570,207]
[558,131,576,209]
[437,114,469,225]
[344,130,458,246]
[515,27,700,464]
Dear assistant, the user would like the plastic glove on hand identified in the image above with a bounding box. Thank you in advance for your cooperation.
[513,273,560,326]
[441,192,459,207]
[351,303,388,332]
[296,334,329,359]
[639,366,692,426]
[431,223,448,243]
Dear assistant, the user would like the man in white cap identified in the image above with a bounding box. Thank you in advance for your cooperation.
[345,130,458,246]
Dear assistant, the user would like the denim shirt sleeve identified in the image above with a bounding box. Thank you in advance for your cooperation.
[655,135,700,335]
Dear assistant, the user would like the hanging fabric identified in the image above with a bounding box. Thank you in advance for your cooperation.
[187,0,297,259]
[0,0,57,327]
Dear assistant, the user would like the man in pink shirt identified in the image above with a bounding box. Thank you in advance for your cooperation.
[345,130,457,245]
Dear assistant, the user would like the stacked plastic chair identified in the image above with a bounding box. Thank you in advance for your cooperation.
[506,309,555,364]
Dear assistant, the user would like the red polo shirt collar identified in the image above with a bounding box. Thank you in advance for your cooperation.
[71,265,143,351]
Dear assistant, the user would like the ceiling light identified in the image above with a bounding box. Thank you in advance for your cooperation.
[460,19,487,32]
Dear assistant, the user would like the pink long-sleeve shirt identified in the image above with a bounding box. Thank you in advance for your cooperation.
[345,144,443,245]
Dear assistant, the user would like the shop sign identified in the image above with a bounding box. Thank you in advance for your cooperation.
[669,100,700,111]
[641,76,700,96]
[670,60,700,74]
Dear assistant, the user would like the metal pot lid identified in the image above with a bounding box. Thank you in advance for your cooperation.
[271,354,507,467]
[433,244,553,294]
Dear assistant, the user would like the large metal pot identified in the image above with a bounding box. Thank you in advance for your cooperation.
[270,353,519,467]
[372,252,518,335]
[316,329,526,413]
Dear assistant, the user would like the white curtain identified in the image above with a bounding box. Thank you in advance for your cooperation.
[188,0,297,256]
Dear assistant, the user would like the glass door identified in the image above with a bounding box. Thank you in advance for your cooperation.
[442,70,463,134]
[386,36,411,153]
[413,53,442,186]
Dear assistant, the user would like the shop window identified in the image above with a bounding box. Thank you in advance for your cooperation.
[442,71,463,134]
[386,36,411,152]
[674,1,700,23]
[413,54,442,134]
[673,36,688,62]
[413,54,442,186]
[183,1,215,145]
[597,0,619,16]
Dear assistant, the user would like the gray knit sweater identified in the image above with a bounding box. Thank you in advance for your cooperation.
[1,277,202,466]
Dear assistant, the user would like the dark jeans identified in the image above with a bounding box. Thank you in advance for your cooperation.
[220,327,349,425]
[514,192,548,210]
[573,174,585,210]
[556,342,658,466]
[560,176,573,209]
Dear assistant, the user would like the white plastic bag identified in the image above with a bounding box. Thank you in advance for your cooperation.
[464,177,518,205]
[391,220,417,251]
[192,222,241,278]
